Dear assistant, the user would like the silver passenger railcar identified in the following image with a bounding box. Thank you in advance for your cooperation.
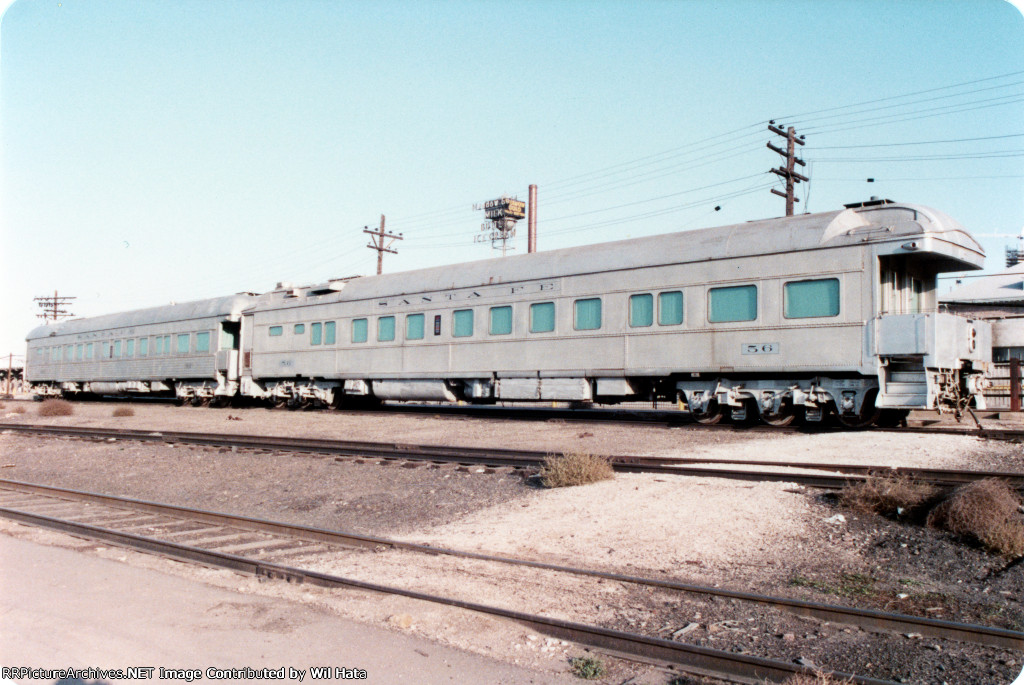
[26,294,255,404]
[238,200,990,426]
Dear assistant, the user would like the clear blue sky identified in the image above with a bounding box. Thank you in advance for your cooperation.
[2,0,1022,361]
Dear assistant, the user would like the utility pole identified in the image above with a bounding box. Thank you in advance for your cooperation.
[34,290,76,322]
[767,122,807,216]
[363,215,403,275]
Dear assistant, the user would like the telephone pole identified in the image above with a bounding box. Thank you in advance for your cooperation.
[34,290,76,321]
[363,215,403,275]
[767,122,807,216]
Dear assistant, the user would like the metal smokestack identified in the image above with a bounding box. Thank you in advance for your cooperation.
[527,184,537,253]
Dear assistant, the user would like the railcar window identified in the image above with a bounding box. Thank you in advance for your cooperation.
[910,278,924,314]
[659,291,684,326]
[574,298,602,331]
[269,326,283,337]
[139,338,148,356]
[75,344,83,360]
[453,309,474,337]
[352,318,368,343]
[434,315,442,336]
[113,340,122,358]
[378,316,396,342]
[310,323,322,346]
[196,332,210,352]
[709,285,757,323]
[155,337,164,354]
[629,294,653,327]
[126,339,135,356]
[784,279,839,319]
[406,314,424,340]
[65,345,73,361]
[489,306,512,335]
[176,334,190,354]
[325,321,336,345]
[530,302,555,333]
[86,343,94,359]
[294,324,305,335]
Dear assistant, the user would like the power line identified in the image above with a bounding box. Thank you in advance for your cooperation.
[807,132,1024,149]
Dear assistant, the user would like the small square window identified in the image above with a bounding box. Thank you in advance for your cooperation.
[269,326,283,337]
[629,294,653,328]
[489,306,512,335]
[406,314,424,340]
[352,318,368,343]
[294,324,305,335]
[378,316,396,342]
[658,291,684,326]
[177,334,190,354]
[196,332,210,352]
[126,339,135,356]
[530,302,555,333]
[311,322,322,346]
[784,279,840,319]
[709,285,757,323]
[324,321,336,345]
[113,340,122,357]
[139,338,148,356]
[574,298,602,331]
[453,309,474,337]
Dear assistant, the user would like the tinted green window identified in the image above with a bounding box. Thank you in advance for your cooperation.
[453,309,474,337]
[406,314,424,340]
[126,339,135,356]
[294,324,305,335]
[352,318,368,343]
[155,337,163,355]
[530,302,555,333]
[139,338,148,356]
[75,344,83,360]
[311,322,322,346]
[784,279,840,318]
[269,326,283,337]
[177,334,190,354]
[196,332,210,352]
[574,298,602,330]
[629,294,653,327]
[324,321,336,345]
[65,345,73,360]
[86,343,94,359]
[489,306,512,335]
[658,291,684,326]
[220,328,237,350]
[378,316,396,342]
[709,285,757,323]
[113,340,122,357]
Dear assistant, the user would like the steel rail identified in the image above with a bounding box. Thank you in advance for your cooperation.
[0,496,893,685]
[3,423,1023,490]
[1,479,1020,652]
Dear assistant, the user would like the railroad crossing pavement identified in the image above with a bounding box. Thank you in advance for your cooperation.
[0,535,579,684]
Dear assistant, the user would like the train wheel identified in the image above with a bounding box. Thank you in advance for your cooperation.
[692,401,725,425]
[210,396,231,409]
[762,402,798,427]
[834,392,880,429]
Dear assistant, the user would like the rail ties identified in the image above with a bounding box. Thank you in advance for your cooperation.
[3,423,1023,491]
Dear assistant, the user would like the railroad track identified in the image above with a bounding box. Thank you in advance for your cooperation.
[3,422,1023,491]
[3,479,1021,683]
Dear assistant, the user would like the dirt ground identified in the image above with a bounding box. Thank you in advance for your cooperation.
[0,400,1022,683]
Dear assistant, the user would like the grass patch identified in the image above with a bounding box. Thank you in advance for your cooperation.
[569,656,606,680]
[926,479,1024,557]
[37,399,74,417]
[790,573,877,599]
[112,406,135,418]
[539,452,614,488]
[838,474,939,518]
[9,405,27,414]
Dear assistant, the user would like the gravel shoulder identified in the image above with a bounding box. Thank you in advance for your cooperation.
[1,401,1022,683]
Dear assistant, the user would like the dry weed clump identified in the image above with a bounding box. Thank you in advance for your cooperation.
[539,452,614,488]
[927,479,1024,557]
[112,406,136,418]
[9,405,27,414]
[780,673,854,685]
[37,399,74,417]
[839,474,938,517]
